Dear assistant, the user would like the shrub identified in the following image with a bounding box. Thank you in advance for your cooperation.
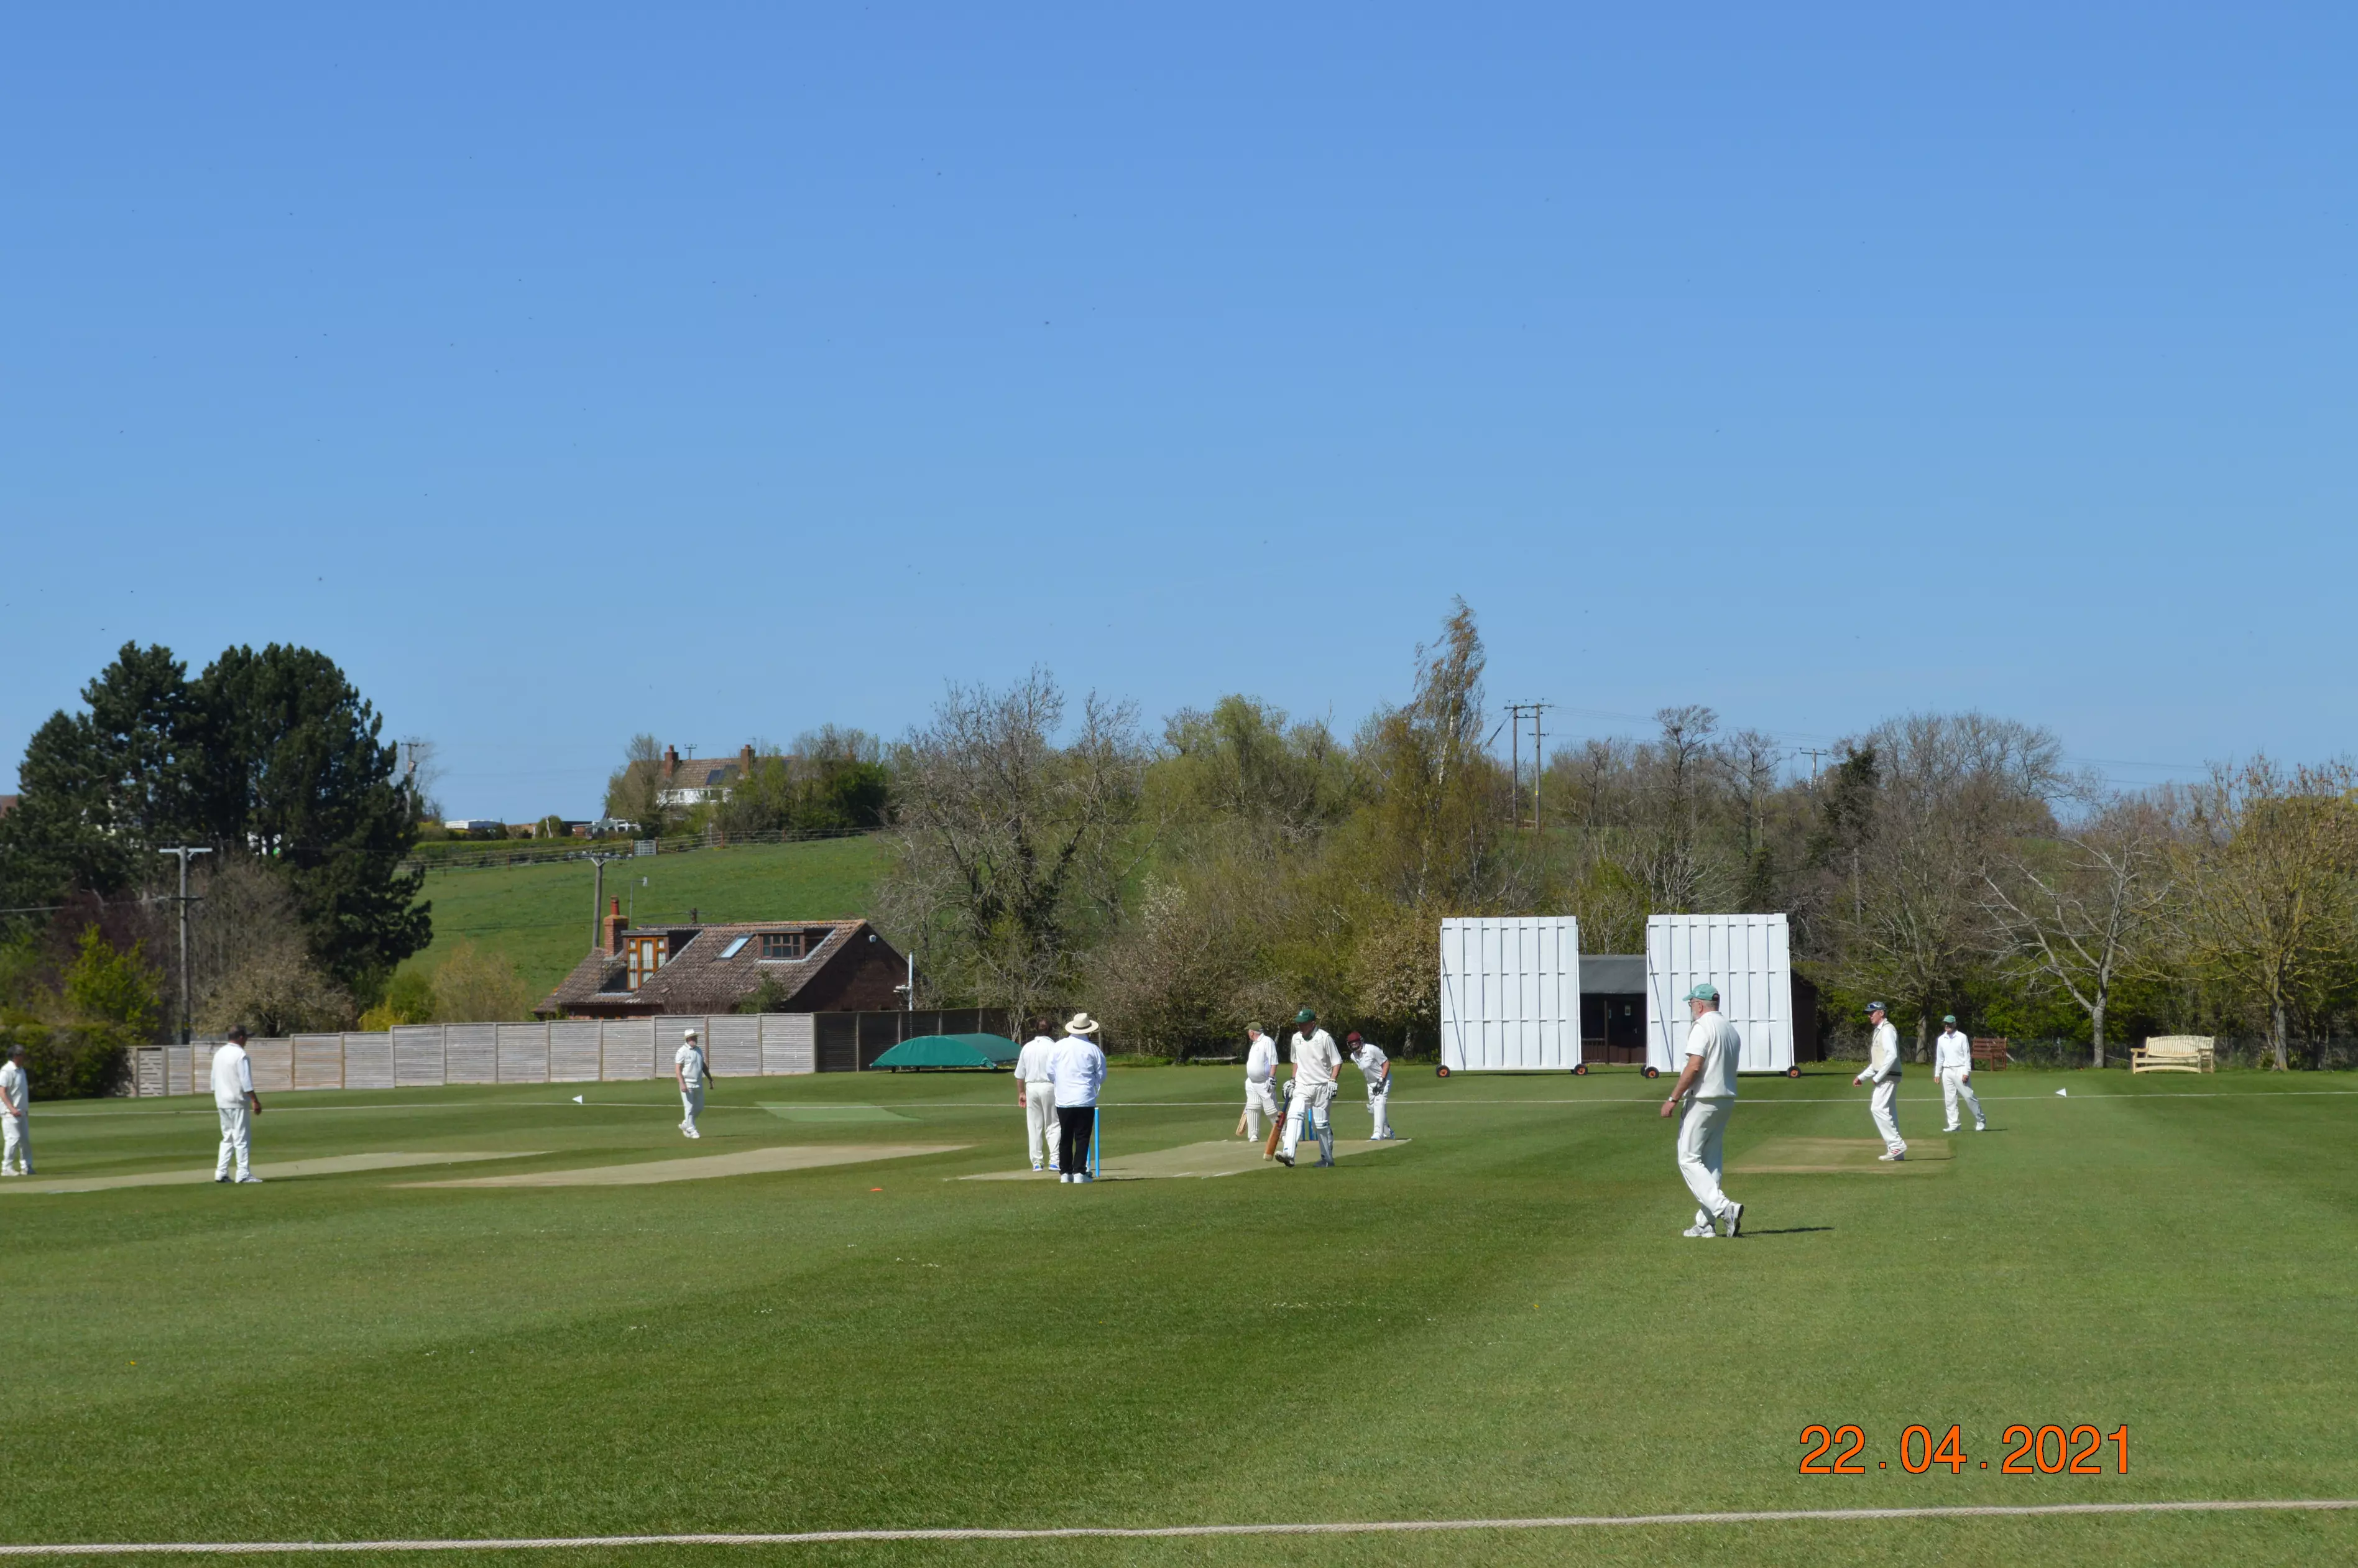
[1,1023,132,1101]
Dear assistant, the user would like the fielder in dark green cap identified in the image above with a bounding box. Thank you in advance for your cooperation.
[1933,1013,1986,1132]
[1279,1010,1340,1167]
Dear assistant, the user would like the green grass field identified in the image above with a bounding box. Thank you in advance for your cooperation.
[404,836,888,995]
[9,1066,2356,1566]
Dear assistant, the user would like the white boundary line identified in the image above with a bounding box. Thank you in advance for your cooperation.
[1,1500,2351,1554]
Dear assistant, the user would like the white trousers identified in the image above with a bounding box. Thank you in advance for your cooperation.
[679,1084,704,1135]
[2,1112,27,1173]
[1677,1097,1735,1225]
[1869,1077,1905,1153]
[1242,1080,1278,1141]
[1939,1068,1984,1130]
[216,1102,252,1179]
[1281,1082,1334,1160]
[1365,1085,1391,1140]
[1024,1084,1061,1167]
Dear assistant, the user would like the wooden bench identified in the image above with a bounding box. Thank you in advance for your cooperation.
[1971,1037,2010,1069]
[2132,1036,2215,1074]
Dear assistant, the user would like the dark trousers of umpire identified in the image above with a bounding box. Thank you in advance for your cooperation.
[1057,1104,1096,1174]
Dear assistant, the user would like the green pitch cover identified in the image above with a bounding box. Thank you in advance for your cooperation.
[868,1033,1023,1070]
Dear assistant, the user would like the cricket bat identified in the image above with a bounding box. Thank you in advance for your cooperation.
[1263,1082,1291,1159]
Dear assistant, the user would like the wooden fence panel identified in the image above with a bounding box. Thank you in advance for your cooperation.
[706,1015,762,1079]
[249,1038,296,1093]
[344,1032,396,1090]
[548,1022,602,1082]
[167,1045,193,1097]
[445,1025,498,1085]
[601,1019,656,1080]
[394,1027,447,1087]
[762,1013,815,1075]
[293,1035,344,1091]
[497,1023,550,1084]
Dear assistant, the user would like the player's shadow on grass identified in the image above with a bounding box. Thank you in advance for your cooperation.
[1743,1227,1834,1235]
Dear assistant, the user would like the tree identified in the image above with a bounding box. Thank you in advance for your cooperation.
[185,645,430,995]
[2181,758,2358,1071]
[0,644,197,915]
[878,671,1147,1018]
[1833,713,2064,1060]
[603,735,670,832]
[62,927,162,1038]
[1351,601,1532,914]
[0,643,430,1005]
[1985,793,2176,1066]
[197,948,354,1037]
[425,943,537,1023]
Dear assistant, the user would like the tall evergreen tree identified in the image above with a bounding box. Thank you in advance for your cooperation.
[187,645,429,994]
[0,642,428,998]
[0,643,196,911]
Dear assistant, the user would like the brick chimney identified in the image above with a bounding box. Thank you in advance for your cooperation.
[603,897,629,954]
[661,745,679,780]
[739,742,756,777]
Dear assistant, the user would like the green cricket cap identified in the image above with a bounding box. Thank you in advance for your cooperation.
[1866,1001,1886,1013]
[1294,1008,1317,1023]
[1684,984,1719,1002]
[1942,1013,1956,1025]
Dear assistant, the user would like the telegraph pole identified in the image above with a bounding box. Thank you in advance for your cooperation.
[585,851,628,952]
[1503,701,1552,831]
[157,847,212,1045]
[1531,701,1549,832]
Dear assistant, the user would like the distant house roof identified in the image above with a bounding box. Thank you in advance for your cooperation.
[538,918,895,1018]
[0,795,17,818]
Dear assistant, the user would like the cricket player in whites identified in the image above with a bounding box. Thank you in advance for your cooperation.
[1347,1031,1394,1140]
[1934,1013,1986,1133]
[1,1041,31,1176]
[1278,1008,1340,1168]
[211,1026,264,1183]
[1016,1020,1062,1171]
[1658,984,1743,1238]
[1854,1002,1907,1160]
[1238,1025,1280,1146]
[675,1027,709,1140]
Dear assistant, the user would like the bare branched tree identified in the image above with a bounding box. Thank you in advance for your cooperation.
[877,671,1147,1020]
[1985,791,2176,1066]
[1836,713,2065,1059]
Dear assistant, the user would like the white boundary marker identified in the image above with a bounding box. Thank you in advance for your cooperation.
[1,1499,2351,1554]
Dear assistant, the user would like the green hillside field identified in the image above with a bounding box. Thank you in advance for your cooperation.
[3,1066,2353,1564]
[402,834,889,997]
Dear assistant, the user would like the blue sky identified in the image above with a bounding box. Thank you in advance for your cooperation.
[2,4,2351,815]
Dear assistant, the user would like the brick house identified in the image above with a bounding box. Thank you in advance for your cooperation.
[538,901,908,1020]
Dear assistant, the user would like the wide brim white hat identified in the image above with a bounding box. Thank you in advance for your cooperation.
[1064,1012,1100,1036]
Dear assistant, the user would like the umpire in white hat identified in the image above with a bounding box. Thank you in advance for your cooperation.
[1658,983,1744,1238]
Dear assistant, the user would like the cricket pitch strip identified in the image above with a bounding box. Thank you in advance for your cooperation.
[401,1143,969,1187]
[1730,1137,1954,1175]
[962,1137,1411,1181]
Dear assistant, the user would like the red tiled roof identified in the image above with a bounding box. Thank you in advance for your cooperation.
[538,918,888,1017]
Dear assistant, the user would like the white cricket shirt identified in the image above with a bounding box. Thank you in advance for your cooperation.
[1682,1011,1741,1100]
[1015,1035,1058,1083]
[1291,1030,1342,1087]
[1244,1036,1278,1084]
[210,1043,254,1107]
[675,1043,706,1087]
[1350,1043,1391,1089]
[1049,1036,1107,1108]
[1935,1030,1971,1071]
[0,1059,25,1116]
